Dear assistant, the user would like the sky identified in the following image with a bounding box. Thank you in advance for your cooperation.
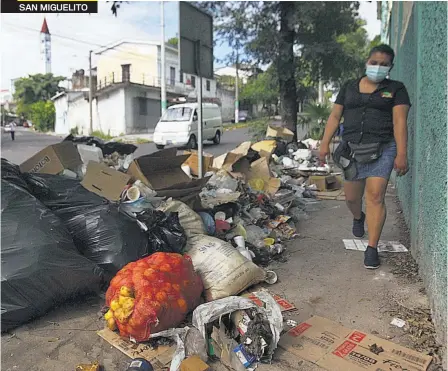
[0,1,381,90]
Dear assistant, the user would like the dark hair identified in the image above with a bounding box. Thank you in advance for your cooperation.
[369,44,395,62]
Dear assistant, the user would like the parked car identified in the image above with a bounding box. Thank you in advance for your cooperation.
[3,123,12,132]
[231,110,251,123]
[153,103,223,150]
[23,120,33,128]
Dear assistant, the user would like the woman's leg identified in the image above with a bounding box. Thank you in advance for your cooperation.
[344,180,365,220]
[365,177,389,247]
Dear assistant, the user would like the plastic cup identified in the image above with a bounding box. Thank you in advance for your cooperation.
[126,186,141,202]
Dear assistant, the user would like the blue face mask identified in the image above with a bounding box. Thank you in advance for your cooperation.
[365,64,390,83]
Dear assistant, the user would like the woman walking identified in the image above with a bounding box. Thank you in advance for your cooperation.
[319,44,411,269]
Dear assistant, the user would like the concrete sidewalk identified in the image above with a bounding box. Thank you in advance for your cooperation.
[1,188,441,371]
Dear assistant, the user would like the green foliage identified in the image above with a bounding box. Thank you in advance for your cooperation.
[304,102,332,140]
[91,130,114,140]
[29,101,55,132]
[247,118,270,142]
[240,68,278,106]
[167,37,178,48]
[14,73,65,119]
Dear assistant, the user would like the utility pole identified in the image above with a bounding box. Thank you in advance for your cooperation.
[160,1,167,116]
[234,48,239,124]
[89,50,93,134]
[196,40,203,178]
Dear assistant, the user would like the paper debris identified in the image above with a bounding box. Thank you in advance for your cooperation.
[343,239,408,253]
[390,317,406,328]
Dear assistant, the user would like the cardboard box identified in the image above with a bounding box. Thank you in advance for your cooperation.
[183,150,214,176]
[127,149,210,202]
[279,317,432,371]
[212,142,252,171]
[278,316,352,363]
[20,141,82,174]
[81,162,130,201]
[97,328,175,370]
[308,175,341,192]
[242,291,296,312]
[180,356,209,371]
[266,126,294,141]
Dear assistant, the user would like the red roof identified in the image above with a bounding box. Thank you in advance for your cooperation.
[41,18,50,34]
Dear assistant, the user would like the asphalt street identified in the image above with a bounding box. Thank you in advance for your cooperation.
[1,127,251,165]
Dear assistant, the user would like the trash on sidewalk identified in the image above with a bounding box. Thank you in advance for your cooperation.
[278,316,432,371]
[20,141,82,175]
[183,150,214,177]
[105,253,203,342]
[127,148,209,205]
[265,126,294,142]
[75,361,100,371]
[390,317,407,328]
[308,174,342,192]
[186,235,266,301]
[192,292,283,369]
[1,177,103,331]
[241,291,296,313]
[81,161,131,201]
[180,356,210,371]
[343,239,408,253]
[97,328,175,370]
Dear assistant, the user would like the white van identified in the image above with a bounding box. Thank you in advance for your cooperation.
[153,103,223,149]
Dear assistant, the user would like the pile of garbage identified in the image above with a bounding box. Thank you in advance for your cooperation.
[1,125,343,370]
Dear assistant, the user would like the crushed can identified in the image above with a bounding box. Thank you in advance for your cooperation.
[125,358,154,371]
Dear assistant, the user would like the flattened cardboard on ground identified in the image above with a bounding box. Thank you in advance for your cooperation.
[266,126,294,141]
[183,150,214,176]
[278,316,352,363]
[97,328,175,370]
[343,239,408,253]
[251,140,277,155]
[317,189,346,201]
[20,141,82,174]
[343,329,432,370]
[81,162,131,201]
[127,149,210,200]
[278,316,432,371]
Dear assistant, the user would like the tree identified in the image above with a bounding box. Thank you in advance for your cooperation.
[167,37,178,48]
[14,73,65,118]
[194,1,360,139]
[304,102,332,140]
[29,101,55,132]
[240,67,278,115]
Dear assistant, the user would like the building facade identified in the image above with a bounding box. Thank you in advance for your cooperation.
[54,40,217,135]
[384,1,447,346]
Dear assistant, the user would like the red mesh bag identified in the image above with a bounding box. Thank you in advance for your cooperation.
[105,252,203,341]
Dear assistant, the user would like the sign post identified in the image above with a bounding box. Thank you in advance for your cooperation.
[179,3,213,178]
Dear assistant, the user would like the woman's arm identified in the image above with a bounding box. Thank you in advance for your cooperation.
[319,104,344,162]
[392,104,410,176]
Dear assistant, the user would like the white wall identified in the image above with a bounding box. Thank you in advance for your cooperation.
[54,88,126,136]
[217,87,235,122]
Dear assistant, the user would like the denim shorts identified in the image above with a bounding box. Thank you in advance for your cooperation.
[352,141,397,181]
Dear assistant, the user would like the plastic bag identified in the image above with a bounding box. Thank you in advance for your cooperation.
[158,200,206,239]
[105,253,203,342]
[185,235,266,302]
[1,179,103,331]
[137,210,187,254]
[23,174,151,277]
[1,158,29,191]
[64,134,137,156]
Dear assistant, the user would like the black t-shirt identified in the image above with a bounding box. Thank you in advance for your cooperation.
[335,77,411,144]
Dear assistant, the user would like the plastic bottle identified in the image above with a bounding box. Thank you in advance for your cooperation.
[125,358,154,371]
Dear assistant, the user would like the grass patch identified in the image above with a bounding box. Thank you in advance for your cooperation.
[91,130,114,140]
[135,137,152,144]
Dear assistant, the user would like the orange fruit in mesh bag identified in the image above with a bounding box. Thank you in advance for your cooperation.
[105,253,203,341]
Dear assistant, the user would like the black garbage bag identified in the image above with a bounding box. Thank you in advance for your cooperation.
[1,158,29,191]
[136,210,187,254]
[23,172,106,209]
[1,180,103,331]
[22,173,150,277]
[63,134,137,156]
